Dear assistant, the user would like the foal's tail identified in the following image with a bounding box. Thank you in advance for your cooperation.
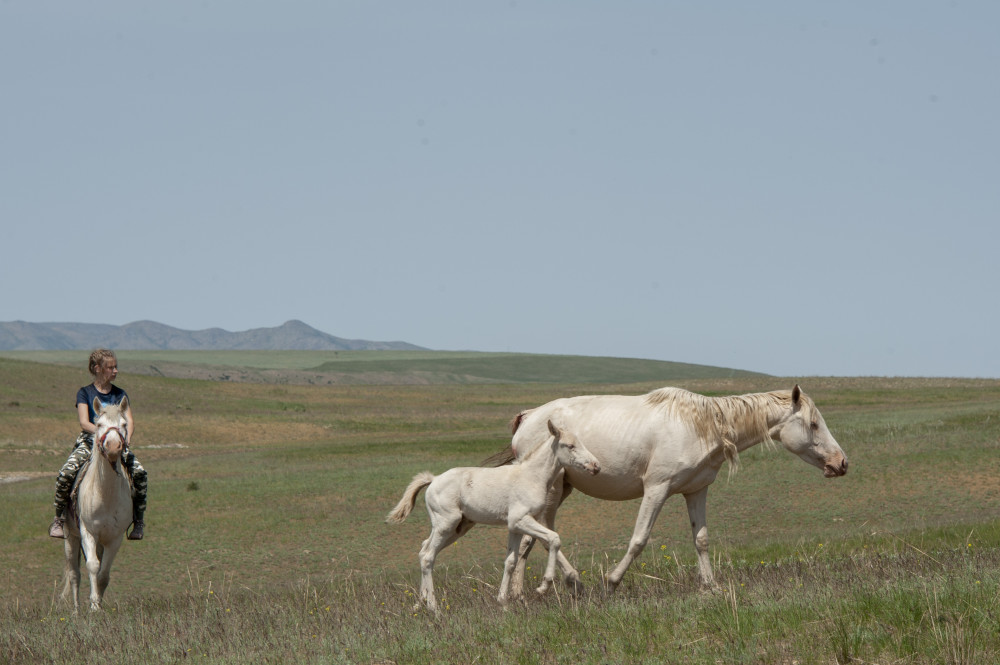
[385,472,435,524]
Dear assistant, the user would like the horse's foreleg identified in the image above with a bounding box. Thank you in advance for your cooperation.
[79,532,104,611]
[511,479,574,598]
[508,514,561,597]
[94,540,124,609]
[685,486,718,591]
[606,483,670,591]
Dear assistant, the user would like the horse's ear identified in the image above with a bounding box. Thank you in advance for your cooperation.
[791,385,801,405]
[119,396,128,413]
[93,396,103,415]
[547,419,559,437]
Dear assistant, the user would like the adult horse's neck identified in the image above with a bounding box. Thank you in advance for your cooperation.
[80,447,126,507]
[711,389,794,452]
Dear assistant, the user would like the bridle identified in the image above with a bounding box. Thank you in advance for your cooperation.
[96,423,126,471]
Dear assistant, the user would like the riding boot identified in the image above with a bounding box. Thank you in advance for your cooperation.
[49,515,66,538]
[128,521,144,540]
[128,507,145,540]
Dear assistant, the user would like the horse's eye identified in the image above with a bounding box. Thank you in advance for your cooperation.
[810,422,819,431]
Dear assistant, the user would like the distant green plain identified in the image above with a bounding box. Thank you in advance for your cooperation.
[0,349,768,384]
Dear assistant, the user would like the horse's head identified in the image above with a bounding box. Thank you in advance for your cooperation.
[770,386,848,478]
[547,419,601,475]
[92,396,128,465]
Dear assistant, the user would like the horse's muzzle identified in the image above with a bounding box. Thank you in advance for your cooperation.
[586,462,601,476]
[824,458,848,478]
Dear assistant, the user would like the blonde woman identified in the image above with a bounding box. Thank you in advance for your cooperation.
[49,349,148,540]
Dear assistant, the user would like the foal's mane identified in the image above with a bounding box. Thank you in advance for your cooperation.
[644,387,796,472]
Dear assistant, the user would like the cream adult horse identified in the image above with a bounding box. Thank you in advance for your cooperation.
[494,385,848,596]
[62,397,134,612]
[387,420,601,614]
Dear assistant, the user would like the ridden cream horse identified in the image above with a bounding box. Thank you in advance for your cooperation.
[494,385,848,596]
[387,419,601,614]
[63,397,134,612]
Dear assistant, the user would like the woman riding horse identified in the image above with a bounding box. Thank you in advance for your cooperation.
[48,348,148,541]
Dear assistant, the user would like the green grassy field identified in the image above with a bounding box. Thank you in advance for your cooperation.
[2,354,999,664]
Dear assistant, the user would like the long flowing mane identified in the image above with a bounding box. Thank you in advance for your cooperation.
[644,387,794,470]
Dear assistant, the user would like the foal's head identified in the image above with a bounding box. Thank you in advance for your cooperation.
[92,396,128,465]
[547,420,601,476]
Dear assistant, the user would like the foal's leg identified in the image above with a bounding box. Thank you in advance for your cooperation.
[684,486,719,591]
[511,479,576,597]
[605,482,671,591]
[497,530,524,605]
[418,515,471,614]
[508,513,563,596]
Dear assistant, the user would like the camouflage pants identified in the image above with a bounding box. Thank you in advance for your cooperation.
[53,432,147,521]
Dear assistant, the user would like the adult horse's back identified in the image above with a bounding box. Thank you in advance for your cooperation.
[62,397,134,612]
[502,385,848,594]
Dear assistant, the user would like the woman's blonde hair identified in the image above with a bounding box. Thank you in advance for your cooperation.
[88,348,118,376]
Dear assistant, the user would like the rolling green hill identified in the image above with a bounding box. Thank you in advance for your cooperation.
[0,350,768,385]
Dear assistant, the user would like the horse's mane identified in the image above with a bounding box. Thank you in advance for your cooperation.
[644,387,796,473]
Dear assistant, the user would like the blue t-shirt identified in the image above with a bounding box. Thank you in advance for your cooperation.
[76,384,129,424]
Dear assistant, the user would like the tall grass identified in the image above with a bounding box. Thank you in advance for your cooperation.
[4,531,998,664]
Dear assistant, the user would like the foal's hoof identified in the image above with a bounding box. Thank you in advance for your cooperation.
[534,579,554,596]
[563,574,585,596]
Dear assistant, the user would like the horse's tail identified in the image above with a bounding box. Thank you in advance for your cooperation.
[479,409,533,468]
[481,446,515,468]
[509,409,532,434]
[385,472,435,524]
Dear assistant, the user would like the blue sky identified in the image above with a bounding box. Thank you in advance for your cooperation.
[2,2,997,377]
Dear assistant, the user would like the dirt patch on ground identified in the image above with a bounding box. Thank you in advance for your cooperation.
[0,471,51,484]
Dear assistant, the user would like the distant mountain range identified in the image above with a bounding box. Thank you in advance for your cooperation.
[0,320,427,351]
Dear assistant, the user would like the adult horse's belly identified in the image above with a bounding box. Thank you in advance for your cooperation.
[564,466,645,500]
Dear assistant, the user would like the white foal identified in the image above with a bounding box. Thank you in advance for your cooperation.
[386,420,600,614]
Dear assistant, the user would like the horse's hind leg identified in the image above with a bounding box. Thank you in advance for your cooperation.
[606,482,670,591]
[497,530,524,605]
[418,515,470,614]
[62,535,82,614]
